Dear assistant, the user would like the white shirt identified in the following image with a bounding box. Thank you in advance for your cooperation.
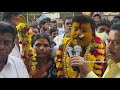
[10,44,21,58]
[0,55,29,78]
[53,34,64,46]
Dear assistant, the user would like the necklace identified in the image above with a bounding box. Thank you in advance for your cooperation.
[55,36,106,78]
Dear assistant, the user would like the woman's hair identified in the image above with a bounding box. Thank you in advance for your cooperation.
[32,33,54,60]
[31,33,51,47]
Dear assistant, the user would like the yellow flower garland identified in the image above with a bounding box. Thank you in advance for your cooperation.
[55,36,106,78]
[16,23,37,77]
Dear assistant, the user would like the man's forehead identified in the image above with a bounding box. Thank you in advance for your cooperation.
[65,19,72,22]
[109,30,120,36]
[0,33,14,41]
[72,22,91,28]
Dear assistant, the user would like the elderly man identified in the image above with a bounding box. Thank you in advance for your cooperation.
[0,21,29,78]
[2,12,21,58]
[55,15,106,78]
[69,21,120,78]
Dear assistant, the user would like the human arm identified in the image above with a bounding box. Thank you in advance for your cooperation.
[69,56,99,78]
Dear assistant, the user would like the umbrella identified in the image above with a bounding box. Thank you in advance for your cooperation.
[37,14,47,24]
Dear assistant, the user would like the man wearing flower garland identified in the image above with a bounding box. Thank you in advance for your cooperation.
[55,15,106,78]
[69,21,120,78]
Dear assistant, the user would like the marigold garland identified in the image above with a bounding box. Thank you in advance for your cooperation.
[55,36,106,78]
[16,23,37,77]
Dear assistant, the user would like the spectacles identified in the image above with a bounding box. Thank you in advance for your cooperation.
[107,39,120,46]
[0,41,13,48]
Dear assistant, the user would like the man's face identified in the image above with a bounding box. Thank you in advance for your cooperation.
[52,31,58,39]
[64,19,72,31]
[7,15,19,26]
[97,25,110,34]
[71,22,93,48]
[30,27,39,35]
[93,16,100,22]
[43,22,50,30]
[51,23,57,28]
[107,30,120,63]
[0,33,14,63]
[33,38,51,59]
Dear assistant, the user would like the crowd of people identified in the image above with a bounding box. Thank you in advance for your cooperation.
[0,12,120,78]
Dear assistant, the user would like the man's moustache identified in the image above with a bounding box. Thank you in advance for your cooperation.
[74,34,84,41]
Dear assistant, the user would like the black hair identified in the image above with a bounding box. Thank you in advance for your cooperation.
[49,28,58,35]
[92,14,101,19]
[38,19,47,28]
[29,25,40,32]
[51,20,57,23]
[64,17,73,24]
[110,21,120,31]
[72,14,97,31]
[0,21,17,41]
[44,17,51,22]
[2,12,21,21]
[97,18,112,28]
[50,40,56,46]
[111,15,120,25]
[31,33,51,47]
[114,15,120,19]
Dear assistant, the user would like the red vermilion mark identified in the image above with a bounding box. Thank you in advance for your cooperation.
[79,23,82,29]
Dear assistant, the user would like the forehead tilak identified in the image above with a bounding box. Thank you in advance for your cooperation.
[79,23,82,29]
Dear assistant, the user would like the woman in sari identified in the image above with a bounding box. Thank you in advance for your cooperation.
[31,34,57,78]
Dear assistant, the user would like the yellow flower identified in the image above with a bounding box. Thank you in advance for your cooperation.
[66,54,70,67]
[62,37,70,44]
[32,58,36,61]
[57,71,64,76]
[56,50,62,55]
[97,55,105,61]
[16,23,27,31]
[97,49,105,54]
[30,69,37,76]
[86,53,97,61]
[94,64,102,69]
[56,62,63,68]
[67,68,78,78]
[93,70,102,75]
[92,42,97,47]
[54,57,57,63]
[87,63,94,71]
[97,43,104,48]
